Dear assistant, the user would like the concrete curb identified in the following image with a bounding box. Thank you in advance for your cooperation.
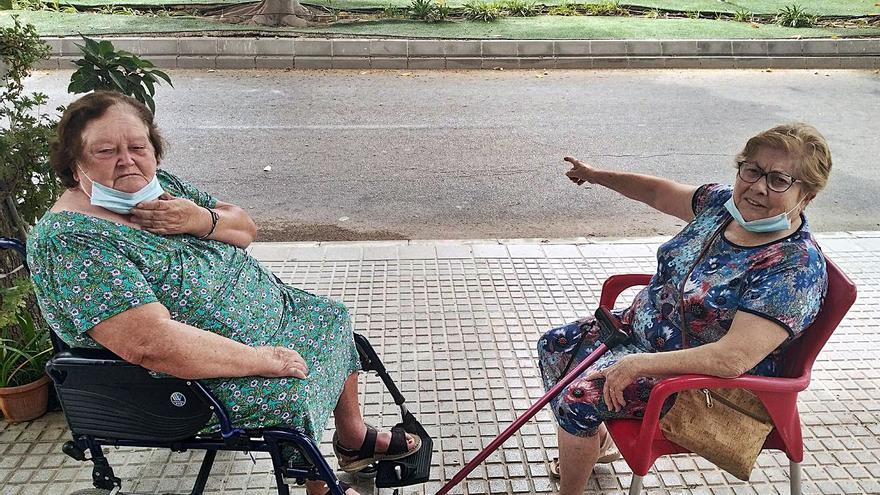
[38,36,880,70]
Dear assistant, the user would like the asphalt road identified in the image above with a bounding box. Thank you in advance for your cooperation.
[27,69,880,241]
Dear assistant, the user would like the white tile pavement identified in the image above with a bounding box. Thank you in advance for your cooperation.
[2,233,879,494]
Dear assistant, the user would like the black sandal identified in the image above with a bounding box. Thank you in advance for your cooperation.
[333,424,422,473]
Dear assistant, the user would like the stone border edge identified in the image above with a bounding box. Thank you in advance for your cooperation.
[37,37,880,70]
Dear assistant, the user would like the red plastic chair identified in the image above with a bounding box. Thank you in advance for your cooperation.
[601,258,857,495]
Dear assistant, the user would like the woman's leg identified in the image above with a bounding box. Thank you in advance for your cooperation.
[332,372,417,453]
[558,427,600,495]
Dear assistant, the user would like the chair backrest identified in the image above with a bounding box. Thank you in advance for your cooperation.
[780,257,857,379]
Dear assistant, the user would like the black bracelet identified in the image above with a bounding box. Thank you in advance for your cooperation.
[198,207,219,240]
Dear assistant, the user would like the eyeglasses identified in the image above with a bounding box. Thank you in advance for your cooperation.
[736,161,802,193]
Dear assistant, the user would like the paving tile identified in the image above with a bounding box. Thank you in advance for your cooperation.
[294,56,333,69]
[177,56,216,69]
[370,39,408,57]
[254,38,295,56]
[215,56,255,70]
[255,56,295,70]
[408,57,446,69]
[518,57,555,69]
[766,39,803,56]
[472,244,509,258]
[732,40,768,56]
[447,57,484,69]
[482,40,518,57]
[409,40,445,57]
[554,40,590,56]
[331,57,371,69]
[332,40,370,57]
[697,40,732,56]
[294,39,331,56]
[802,40,839,56]
[554,57,592,69]
[482,57,520,69]
[370,57,409,69]
[592,57,630,69]
[661,40,698,56]
[218,38,257,56]
[444,40,482,57]
[518,41,553,57]
[178,38,218,56]
[626,40,661,56]
[590,40,626,56]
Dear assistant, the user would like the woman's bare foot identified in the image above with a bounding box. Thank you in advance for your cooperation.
[304,480,359,495]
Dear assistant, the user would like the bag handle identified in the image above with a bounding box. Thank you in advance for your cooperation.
[677,219,731,349]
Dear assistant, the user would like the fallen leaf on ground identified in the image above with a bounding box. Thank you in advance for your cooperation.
[750,22,760,28]
[399,72,413,76]
[207,69,216,73]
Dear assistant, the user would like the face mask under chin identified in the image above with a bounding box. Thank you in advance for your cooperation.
[77,166,164,215]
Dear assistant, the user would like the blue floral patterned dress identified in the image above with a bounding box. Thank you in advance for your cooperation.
[27,170,361,453]
[538,184,827,437]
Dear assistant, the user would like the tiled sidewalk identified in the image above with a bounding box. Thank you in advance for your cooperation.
[2,233,879,495]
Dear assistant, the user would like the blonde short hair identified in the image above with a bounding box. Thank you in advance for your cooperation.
[736,123,832,196]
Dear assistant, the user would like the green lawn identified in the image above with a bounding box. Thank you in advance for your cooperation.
[36,0,880,15]
[4,9,879,38]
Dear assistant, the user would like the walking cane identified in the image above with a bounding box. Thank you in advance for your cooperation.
[436,307,631,495]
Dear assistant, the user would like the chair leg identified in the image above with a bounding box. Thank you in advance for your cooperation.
[790,461,802,495]
[628,475,644,495]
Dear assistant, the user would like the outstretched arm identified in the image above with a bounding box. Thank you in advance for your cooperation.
[563,156,699,222]
[88,302,307,380]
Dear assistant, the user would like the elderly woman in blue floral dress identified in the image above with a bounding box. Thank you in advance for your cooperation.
[539,123,831,495]
[27,92,419,495]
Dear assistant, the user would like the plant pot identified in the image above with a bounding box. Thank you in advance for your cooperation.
[0,374,51,423]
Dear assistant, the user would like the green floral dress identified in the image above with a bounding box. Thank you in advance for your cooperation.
[27,170,360,451]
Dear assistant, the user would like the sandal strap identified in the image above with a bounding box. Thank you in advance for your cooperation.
[358,425,378,459]
[334,425,378,459]
[386,424,409,456]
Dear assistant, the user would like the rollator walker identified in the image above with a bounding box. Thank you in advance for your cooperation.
[1,237,433,495]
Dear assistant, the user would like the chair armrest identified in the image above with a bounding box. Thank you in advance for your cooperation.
[632,373,810,450]
[599,274,652,309]
[50,348,126,366]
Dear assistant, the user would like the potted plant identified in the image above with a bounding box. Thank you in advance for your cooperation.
[0,278,52,422]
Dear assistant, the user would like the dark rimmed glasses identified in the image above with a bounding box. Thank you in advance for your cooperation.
[736,161,802,193]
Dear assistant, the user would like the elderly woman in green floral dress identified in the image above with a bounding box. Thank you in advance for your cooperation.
[26,91,419,495]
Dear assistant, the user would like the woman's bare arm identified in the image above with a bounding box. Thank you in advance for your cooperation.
[131,195,257,248]
[87,302,306,380]
[588,311,789,411]
[563,156,699,222]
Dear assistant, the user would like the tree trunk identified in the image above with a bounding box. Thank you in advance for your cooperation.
[210,0,312,27]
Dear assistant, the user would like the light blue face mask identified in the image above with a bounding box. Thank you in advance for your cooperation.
[724,196,804,233]
[78,167,164,215]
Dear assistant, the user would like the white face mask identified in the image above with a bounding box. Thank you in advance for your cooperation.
[724,196,805,233]
[78,167,164,215]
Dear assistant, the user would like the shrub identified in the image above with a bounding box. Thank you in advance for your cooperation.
[463,0,502,21]
[643,8,660,19]
[409,0,450,21]
[776,4,817,28]
[500,0,536,17]
[548,2,580,16]
[585,1,625,16]
[0,16,61,233]
[732,8,752,22]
